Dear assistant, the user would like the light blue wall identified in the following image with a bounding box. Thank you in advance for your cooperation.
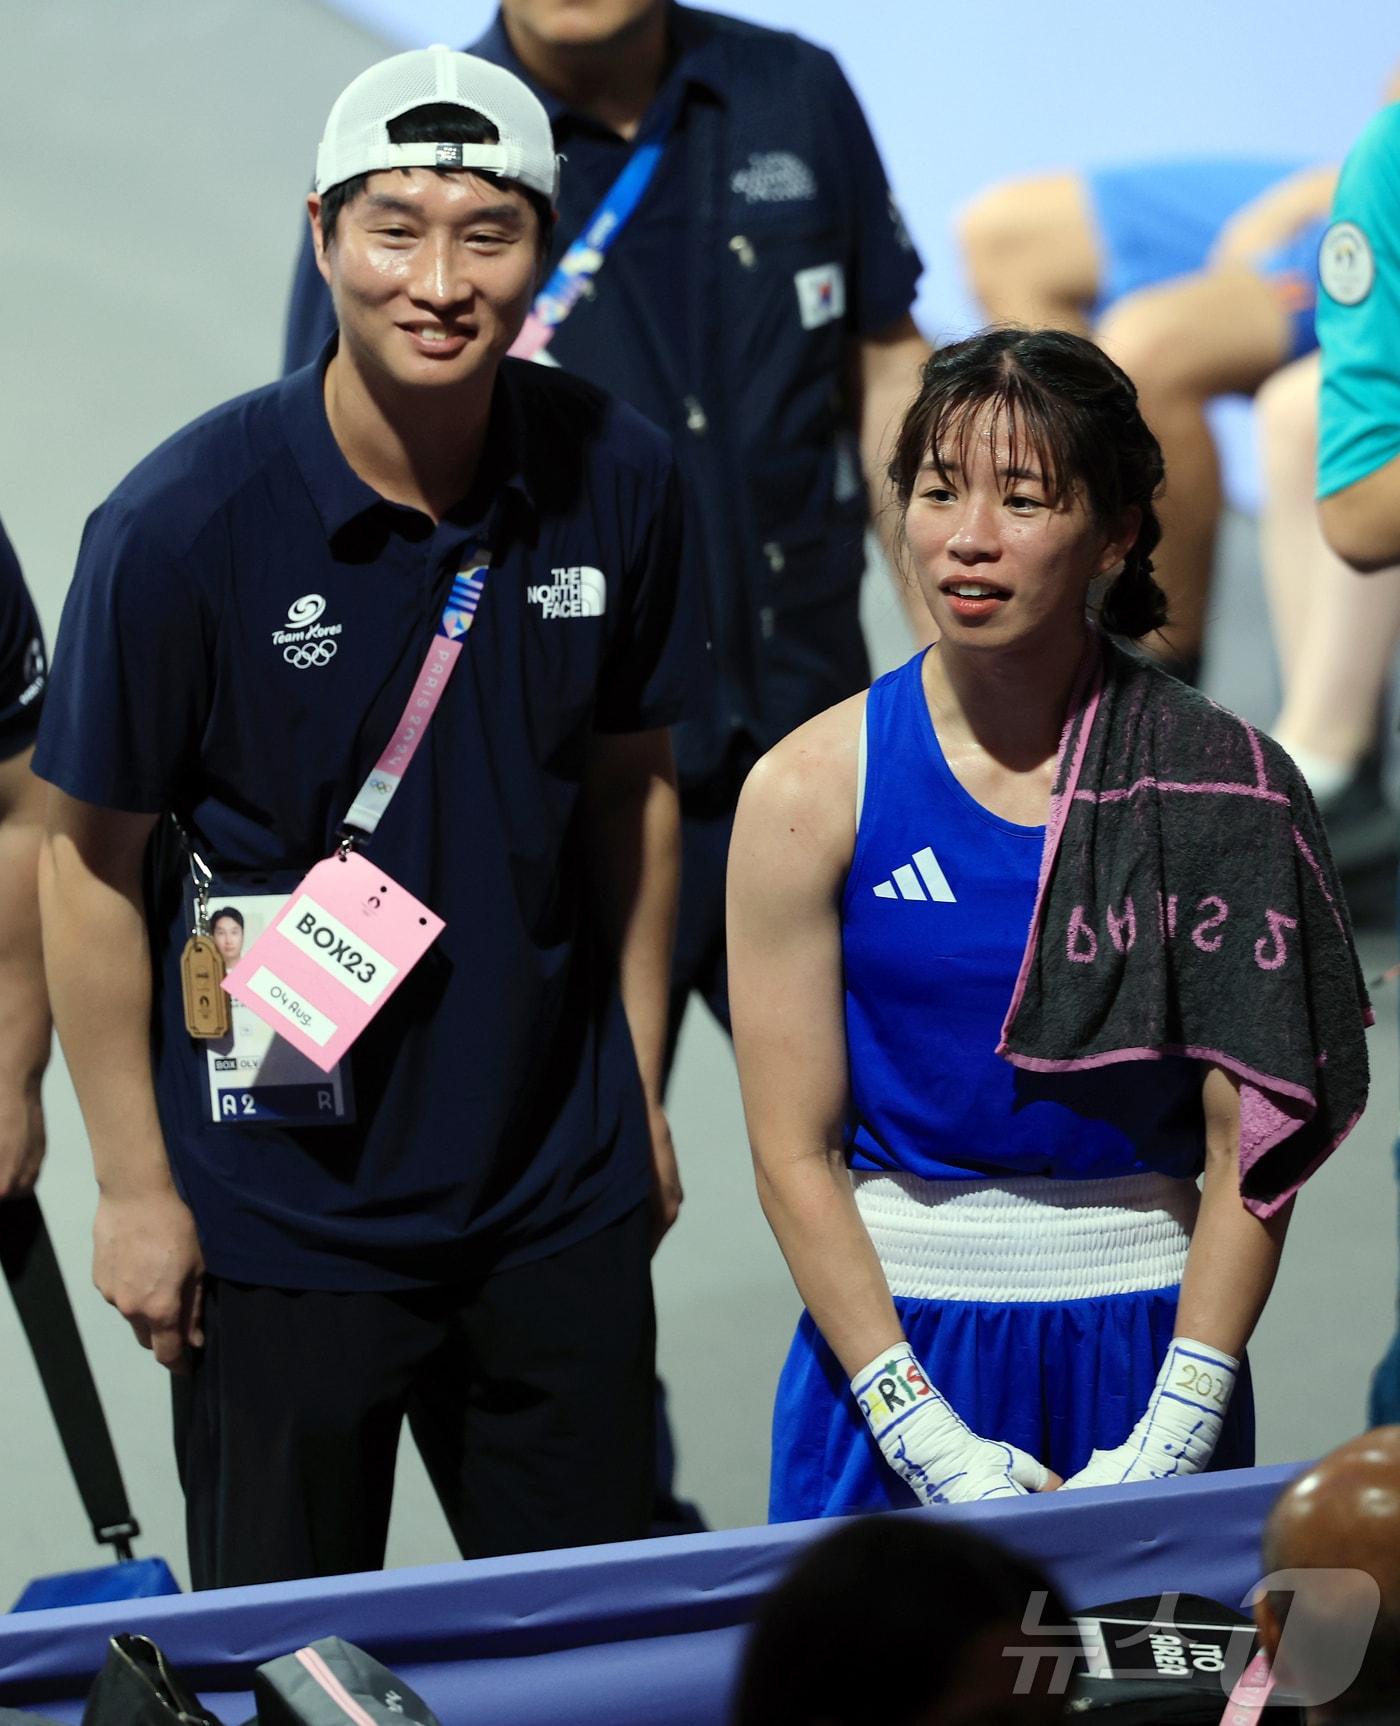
[317,0,1396,335]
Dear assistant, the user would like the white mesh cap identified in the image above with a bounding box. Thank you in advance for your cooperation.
[315,44,560,201]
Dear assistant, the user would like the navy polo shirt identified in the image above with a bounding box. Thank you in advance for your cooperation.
[33,350,702,1290]
[285,4,923,790]
[0,517,48,757]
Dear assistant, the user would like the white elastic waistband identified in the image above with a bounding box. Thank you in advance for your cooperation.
[852,1169,1198,1304]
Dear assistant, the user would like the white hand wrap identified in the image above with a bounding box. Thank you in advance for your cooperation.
[851,1342,1052,1506]
[1061,1336,1239,1490]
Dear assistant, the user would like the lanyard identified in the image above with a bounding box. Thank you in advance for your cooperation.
[510,86,682,362]
[339,549,490,843]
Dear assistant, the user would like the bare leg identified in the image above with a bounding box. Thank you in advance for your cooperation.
[957,173,1102,335]
[1098,267,1292,664]
[1258,355,1317,682]
[1261,353,1400,775]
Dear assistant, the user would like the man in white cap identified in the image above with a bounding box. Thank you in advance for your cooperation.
[287,2,930,1094]
[35,47,704,1586]
[290,0,931,1539]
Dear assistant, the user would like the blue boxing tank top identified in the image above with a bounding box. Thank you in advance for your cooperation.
[843,652,1204,1182]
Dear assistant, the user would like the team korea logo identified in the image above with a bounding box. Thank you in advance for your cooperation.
[527,566,607,620]
[274,593,343,668]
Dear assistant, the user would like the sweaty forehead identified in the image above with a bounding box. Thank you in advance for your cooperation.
[922,394,1083,501]
[930,403,1046,471]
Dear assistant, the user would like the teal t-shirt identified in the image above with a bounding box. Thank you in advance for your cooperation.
[1318,103,1400,497]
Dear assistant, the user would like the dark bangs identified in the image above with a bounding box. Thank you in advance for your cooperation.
[911,363,1081,511]
[888,327,1159,530]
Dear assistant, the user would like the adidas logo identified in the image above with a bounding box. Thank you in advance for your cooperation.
[873,846,956,903]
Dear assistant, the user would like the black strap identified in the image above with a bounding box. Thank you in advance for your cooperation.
[0,1193,139,1559]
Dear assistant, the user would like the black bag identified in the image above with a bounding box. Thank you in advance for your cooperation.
[254,1639,441,1726]
[1,1195,179,1609]
[80,1634,224,1726]
[1068,1595,1304,1723]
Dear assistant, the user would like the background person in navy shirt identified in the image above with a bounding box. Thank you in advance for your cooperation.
[0,517,50,1205]
[34,48,703,1588]
[284,0,930,1073]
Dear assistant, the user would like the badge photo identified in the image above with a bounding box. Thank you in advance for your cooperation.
[1318,220,1375,307]
[196,888,354,1125]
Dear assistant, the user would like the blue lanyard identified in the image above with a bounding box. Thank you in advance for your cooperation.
[520,88,682,351]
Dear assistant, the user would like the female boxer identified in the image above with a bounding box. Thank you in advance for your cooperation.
[727,328,1363,1515]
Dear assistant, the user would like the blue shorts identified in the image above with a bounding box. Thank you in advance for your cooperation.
[769,1286,1256,1523]
[1254,216,1327,361]
[1086,157,1306,309]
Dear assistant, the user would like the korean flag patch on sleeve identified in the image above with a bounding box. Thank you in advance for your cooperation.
[794,262,846,330]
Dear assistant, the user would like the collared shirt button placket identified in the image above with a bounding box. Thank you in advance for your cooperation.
[683,228,766,439]
[759,545,783,640]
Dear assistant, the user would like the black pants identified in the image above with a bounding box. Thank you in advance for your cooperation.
[648,792,739,1538]
[664,799,737,1077]
[172,1203,655,1589]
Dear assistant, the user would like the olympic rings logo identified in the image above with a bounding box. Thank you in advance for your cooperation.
[283,640,338,669]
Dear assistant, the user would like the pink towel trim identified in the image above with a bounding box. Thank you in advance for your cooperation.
[1072,780,1289,804]
[1242,718,1271,794]
[1000,640,1102,1035]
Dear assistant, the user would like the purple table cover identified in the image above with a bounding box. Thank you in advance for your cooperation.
[0,1463,1298,1725]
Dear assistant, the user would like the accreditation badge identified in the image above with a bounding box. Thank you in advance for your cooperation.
[191,886,355,1126]
[222,852,445,1074]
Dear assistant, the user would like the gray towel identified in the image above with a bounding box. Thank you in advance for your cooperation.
[999,639,1372,1216]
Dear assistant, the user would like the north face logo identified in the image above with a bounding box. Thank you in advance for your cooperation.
[730,150,818,204]
[527,566,606,619]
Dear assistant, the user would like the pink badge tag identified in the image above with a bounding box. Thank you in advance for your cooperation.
[508,311,552,362]
[1218,1650,1274,1726]
[222,852,445,1073]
